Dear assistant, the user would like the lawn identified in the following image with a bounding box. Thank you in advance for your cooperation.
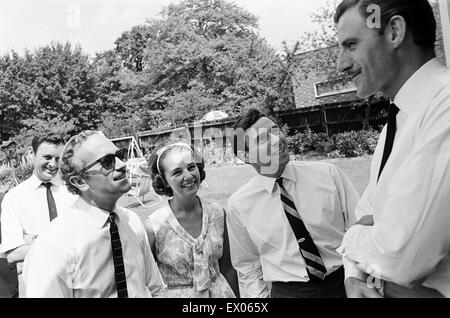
[120,155,373,221]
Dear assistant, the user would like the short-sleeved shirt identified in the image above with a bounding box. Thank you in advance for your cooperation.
[0,174,77,257]
[0,192,18,298]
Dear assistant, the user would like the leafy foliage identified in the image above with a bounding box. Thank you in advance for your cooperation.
[115,0,292,125]
[287,127,380,158]
[0,42,99,139]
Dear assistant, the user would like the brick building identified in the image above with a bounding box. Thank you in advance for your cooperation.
[292,2,447,109]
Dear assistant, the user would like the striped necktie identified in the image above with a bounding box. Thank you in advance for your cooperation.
[42,182,57,221]
[276,178,327,282]
[108,212,128,298]
[377,103,400,182]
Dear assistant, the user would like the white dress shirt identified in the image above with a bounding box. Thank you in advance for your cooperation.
[227,161,360,298]
[23,198,166,298]
[338,58,450,297]
[0,174,77,257]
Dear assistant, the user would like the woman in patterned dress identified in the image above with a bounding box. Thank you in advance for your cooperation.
[144,141,239,298]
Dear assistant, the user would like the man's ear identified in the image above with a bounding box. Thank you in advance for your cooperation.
[28,146,35,159]
[27,146,36,167]
[69,175,89,193]
[385,15,407,49]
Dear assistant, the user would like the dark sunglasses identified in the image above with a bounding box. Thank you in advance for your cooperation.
[77,148,128,175]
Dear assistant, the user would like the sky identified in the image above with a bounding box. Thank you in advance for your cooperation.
[0,0,332,56]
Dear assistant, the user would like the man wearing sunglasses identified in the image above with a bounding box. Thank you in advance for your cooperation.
[227,109,360,298]
[22,131,165,298]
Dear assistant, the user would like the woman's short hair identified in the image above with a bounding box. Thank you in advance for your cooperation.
[148,141,206,197]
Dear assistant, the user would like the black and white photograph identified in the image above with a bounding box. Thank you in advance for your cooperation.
[0,0,449,303]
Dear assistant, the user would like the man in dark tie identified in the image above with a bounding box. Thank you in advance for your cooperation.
[22,131,165,297]
[0,133,76,293]
[334,0,450,298]
[227,109,361,298]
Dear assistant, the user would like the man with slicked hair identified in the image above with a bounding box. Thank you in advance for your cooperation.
[334,0,450,297]
[227,109,360,298]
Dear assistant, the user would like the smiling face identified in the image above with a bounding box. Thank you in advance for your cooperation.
[32,142,64,182]
[244,117,290,178]
[336,6,396,98]
[73,133,131,202]
[161,147,201,199]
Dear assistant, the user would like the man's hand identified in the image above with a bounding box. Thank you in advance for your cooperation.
[345,277,383,298]
[354,215,374,226]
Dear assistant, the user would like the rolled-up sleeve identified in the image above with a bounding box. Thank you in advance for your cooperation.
[330,165,368,280]
[330,165,360,230]
[0,196,25,257]
[226,202,269,298]
[339,116,450,288]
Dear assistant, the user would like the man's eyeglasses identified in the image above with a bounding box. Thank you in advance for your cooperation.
[77,148,128,175]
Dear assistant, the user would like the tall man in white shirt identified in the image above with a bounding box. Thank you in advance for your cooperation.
[0,133,76,275]
[23,131,165,297]
[227,109,360,298]
[334,0,450,298]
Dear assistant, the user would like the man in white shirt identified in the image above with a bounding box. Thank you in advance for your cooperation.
[227,109,360,298]
[0,133,76,275]
[23,131,165,297]
[334,0,450,298]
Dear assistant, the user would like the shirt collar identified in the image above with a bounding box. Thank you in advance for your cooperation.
[75,197,120,229]
[394,58,442,115]
[30,173,64,190]
[257,162,297,193]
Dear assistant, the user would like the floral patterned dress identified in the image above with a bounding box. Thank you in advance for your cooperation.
[148,197,235,298]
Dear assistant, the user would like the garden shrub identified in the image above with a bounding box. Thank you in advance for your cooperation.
[287,127,331,155]
[334,131,365,157]
[334,129,380,157]
[287,127,380,158]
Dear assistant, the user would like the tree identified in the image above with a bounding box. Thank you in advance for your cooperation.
[25,42,99,130]
[0,51,30,140]
[0,42,100,140]
[125,0,291,125]
[114,25,155,73]
[292,0,341,82]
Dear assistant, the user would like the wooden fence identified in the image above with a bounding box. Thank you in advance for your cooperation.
[114,98,390,152]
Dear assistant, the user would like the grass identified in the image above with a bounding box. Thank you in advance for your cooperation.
[120,155,372,221]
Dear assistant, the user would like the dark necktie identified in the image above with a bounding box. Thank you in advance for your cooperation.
[109,212,128,298]
[42,182,57,221]
[276,178,327,282]
[378,103,400,182]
